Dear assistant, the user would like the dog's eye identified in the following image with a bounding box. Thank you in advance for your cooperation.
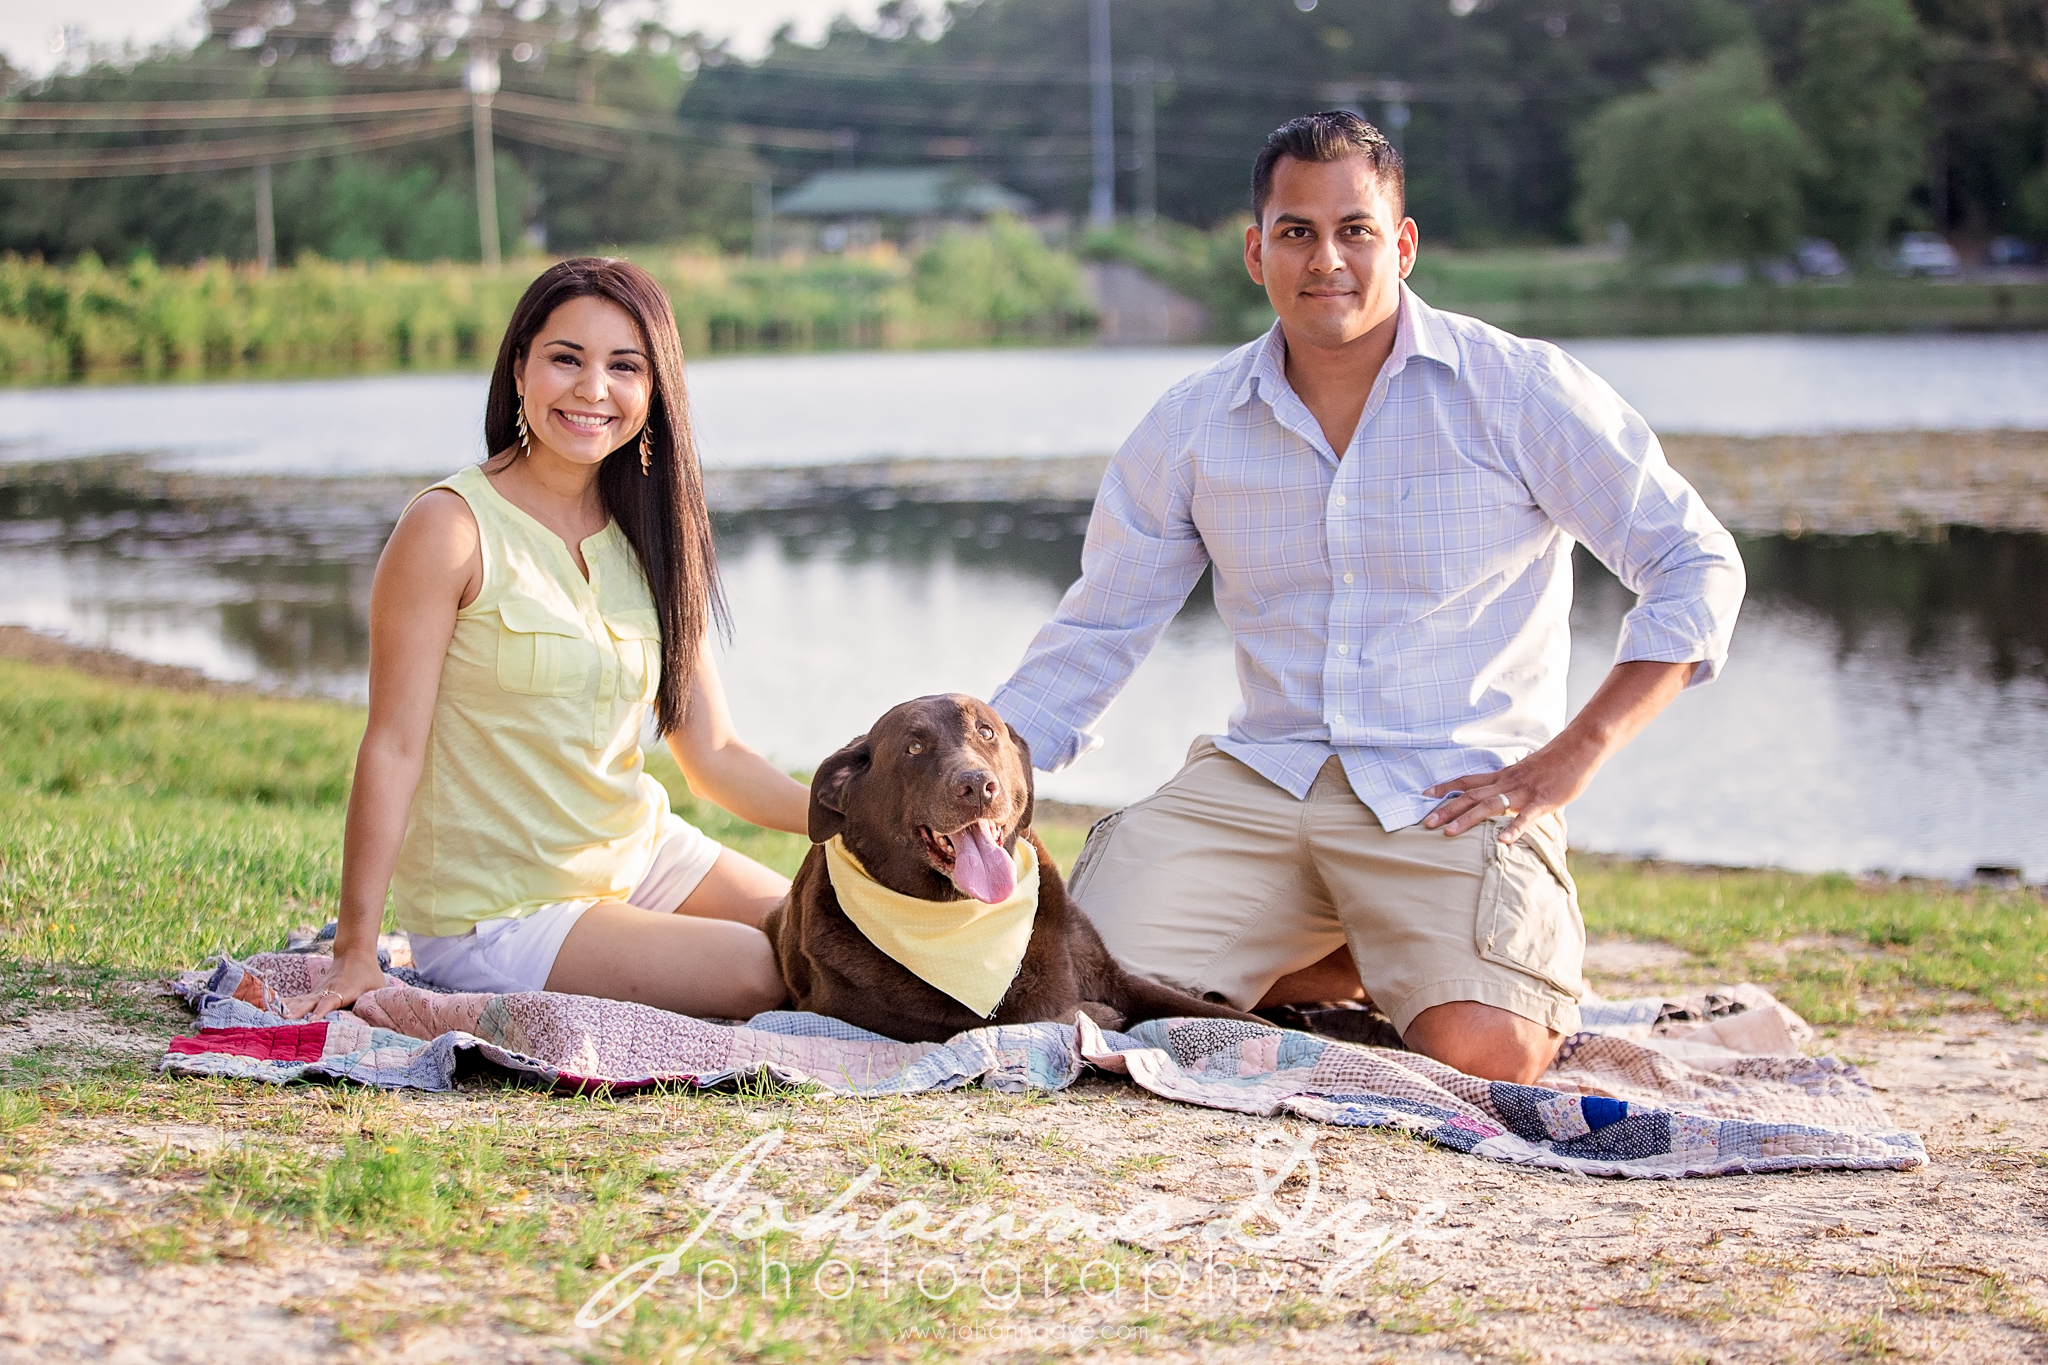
[977,723,995,740]
[907,740,924,755]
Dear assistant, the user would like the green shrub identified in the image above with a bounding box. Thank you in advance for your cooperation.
[0,224,1099,381]
[915,216,1095,337]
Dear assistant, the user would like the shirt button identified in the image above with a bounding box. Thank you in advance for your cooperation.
[1333,494,1348,508]
[1332,713,1345,726]
[1343,572,1354,584]
[1337,644,1349,656]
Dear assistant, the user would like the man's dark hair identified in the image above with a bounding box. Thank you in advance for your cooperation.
[1250,110,1406,224]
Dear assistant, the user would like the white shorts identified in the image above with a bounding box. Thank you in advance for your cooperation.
[408,813,725,994]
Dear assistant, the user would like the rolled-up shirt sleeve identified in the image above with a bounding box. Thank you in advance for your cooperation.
[1513,343,1746,685]
[991,396,1211,770]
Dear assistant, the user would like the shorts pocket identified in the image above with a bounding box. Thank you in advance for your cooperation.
[1065,808,1127,901]
[496,598,593,698]
[1474,816,1585,998]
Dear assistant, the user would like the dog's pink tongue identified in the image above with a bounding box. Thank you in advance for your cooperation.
[949,821,1016,904]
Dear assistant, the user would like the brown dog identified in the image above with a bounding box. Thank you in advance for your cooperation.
[762,694,1261,1044]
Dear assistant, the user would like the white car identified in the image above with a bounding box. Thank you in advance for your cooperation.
[1894,232,1960,277]
[1795,238,1848,278]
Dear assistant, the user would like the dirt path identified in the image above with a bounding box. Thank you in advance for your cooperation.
[0,625,262,697]
[2,995,2043,1363]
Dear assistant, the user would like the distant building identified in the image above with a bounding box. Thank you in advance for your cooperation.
[772,167,1034,253]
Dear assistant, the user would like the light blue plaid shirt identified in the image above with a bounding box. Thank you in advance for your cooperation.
[991,286,1745,831]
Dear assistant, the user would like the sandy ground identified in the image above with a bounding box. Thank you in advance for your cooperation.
[0,626,262,697]
[2,985,2043,1364]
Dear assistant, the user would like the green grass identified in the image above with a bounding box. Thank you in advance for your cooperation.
[92,1080,1001,1356]
[1571,859,2047,1026]
[0,656,1089,969]
[0,658,361,805]
[1,647,2042,1021]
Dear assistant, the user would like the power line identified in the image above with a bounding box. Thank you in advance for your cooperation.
[490,109,628,158]
[0,90,782,180]
[0,91,469,127]
[0,70,1505,184]
[731,53,1596,102]
[0,112,467,176]
[0,89,826,159]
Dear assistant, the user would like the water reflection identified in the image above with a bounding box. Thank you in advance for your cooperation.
[1736,530,2048,685]
[1,464,2042,878]
[1567,531,2048,877]
[720,499,1095,595]
[0,466,383,682]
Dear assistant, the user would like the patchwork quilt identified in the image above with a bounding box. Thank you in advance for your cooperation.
[165,952,1925,1180]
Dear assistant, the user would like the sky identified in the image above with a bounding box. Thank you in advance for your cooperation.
[1,1,888,76]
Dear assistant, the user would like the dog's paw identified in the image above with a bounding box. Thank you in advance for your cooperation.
[1073,1001,1127,1031]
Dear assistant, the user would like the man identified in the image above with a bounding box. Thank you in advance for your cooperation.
[990,112,1744,1084]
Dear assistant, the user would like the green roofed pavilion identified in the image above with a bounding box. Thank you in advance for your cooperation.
[774,168,1034,219]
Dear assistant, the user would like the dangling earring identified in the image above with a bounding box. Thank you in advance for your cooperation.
[639,424,652,476]
[515,403,530,457]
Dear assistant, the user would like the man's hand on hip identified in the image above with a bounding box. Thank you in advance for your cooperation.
[1420,659,1696,844]
[1421,730,1604,843]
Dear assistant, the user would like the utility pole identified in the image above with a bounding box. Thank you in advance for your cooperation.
[1088,0,1114,227]
[467,48,502,268]
[1383,98,1410,156]
[253,159,275,271]
[753,177,774,258]
[1131,57,1157,230]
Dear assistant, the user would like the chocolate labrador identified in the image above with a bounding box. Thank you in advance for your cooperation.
[762,694,1260,1044]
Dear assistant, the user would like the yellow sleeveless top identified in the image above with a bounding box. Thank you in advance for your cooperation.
[391,464,671,937]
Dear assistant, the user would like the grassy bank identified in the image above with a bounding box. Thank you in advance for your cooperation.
[0,219,1092,383]
[0,655,1088,973]
[0,654,2040,1025]
[2,654,2043,1361]
[1082,223,2048,341]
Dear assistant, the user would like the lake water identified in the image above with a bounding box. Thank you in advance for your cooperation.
[4,467,2043,882]
[3,332,2047,475]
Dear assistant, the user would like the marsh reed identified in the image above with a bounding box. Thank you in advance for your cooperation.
[0,220,1094,383]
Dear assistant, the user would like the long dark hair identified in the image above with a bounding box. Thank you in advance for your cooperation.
[483,257,726,734]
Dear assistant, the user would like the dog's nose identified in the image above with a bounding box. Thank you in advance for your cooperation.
[955,769,1000,807]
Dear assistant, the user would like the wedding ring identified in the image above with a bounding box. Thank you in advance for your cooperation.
[1498,793,1512,811]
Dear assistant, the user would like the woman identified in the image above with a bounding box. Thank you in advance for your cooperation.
[284,258,807,1021]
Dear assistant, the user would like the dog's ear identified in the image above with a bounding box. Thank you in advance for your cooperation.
[809,735,870,844]
[1004,722,1036,833]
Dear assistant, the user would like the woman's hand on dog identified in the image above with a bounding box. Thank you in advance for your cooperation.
[279,948,389,1019]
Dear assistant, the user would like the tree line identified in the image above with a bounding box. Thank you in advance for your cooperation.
[2,0,2043,268]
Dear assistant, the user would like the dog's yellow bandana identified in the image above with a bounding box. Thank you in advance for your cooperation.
[822,834,1039,1018]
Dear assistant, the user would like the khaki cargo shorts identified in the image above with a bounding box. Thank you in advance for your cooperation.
[1067,738,1585,1036]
